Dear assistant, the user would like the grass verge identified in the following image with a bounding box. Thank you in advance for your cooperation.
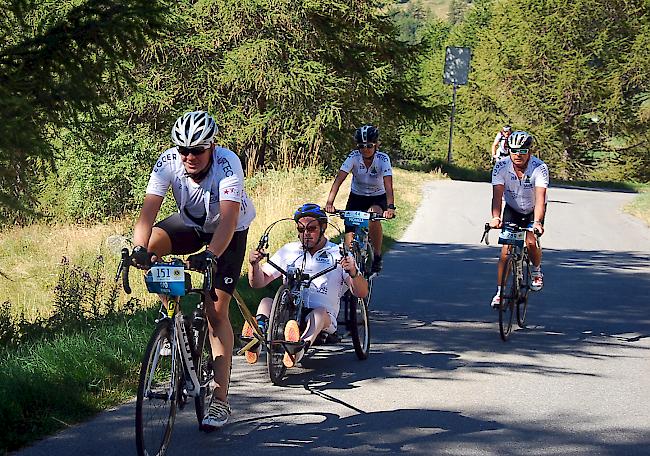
[0,166,435,452]
[625,190,650,227]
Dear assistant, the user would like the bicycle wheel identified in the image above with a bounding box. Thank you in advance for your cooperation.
[135,319,181,456]
[349,293,370,359]
[267,285,293,385]
[498,256,517,341]
[192,311,213,426]
[517,257,531,328]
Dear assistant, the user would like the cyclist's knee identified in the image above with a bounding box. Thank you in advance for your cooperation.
[368,205,382,214]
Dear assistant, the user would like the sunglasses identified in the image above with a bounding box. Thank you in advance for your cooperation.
[510,148,529,155]
[296,224,321,234]
[357,143,375,149]
[178,146,209,157]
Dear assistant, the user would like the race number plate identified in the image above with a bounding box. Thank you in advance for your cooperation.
[498,229,525,247]
[342,210,370,228]
[145,265,186,296]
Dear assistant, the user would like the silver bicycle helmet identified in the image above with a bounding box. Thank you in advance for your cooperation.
[354,124,379,143]
[507,130,533,150]
[171,111,218,147]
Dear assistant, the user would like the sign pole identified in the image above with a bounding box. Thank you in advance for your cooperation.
[447,84,457,164]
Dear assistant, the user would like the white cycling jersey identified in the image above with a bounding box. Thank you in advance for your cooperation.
[261,240,353,328]
[340,150,393,196]
[492,155,549,214]
[145,146,256,232]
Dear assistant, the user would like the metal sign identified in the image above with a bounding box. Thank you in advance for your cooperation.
[443,46,471,86]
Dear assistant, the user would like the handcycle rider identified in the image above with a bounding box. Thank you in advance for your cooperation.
[245,203,369,367]
[325,124,395,274]
[488,130,549,308]
[129,110,256,430]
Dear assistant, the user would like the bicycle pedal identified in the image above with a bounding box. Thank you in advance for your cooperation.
[281,340,305,355]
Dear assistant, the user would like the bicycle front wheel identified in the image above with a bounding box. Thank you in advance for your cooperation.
[498,256,517,341]
[135,319,181,456]
[349,294,370,359]
[517,258,531,328]
[267,285,293,385]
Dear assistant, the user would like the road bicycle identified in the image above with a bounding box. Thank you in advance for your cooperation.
[481,222,540,341]
[115,249,265,456]
[330,210,388,356]
[256,217,371,385]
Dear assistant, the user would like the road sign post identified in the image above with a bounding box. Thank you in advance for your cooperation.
[443,46,471,163]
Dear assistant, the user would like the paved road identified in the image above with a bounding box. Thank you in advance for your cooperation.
[17,181,650,455]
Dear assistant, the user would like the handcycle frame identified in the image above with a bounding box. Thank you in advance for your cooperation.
[482,222,540,341]
[257,216,370,385]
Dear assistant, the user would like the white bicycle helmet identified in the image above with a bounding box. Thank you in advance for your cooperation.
[171,111,218,147]
[507,130,533,150]
[354,124,380,143]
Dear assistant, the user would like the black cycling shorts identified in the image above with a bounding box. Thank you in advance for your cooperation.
[502,204,545,229]
[344,192,387,233]
[154,213,248,295]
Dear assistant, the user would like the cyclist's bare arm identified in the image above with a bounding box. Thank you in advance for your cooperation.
[325,170,349,212]
[247,249,276,289]
[341,256,369,298]
[533,186,547,235]
[383,174,395,218]
[490,184,505,228]
[207,200,239,257]
[133,194,164,249]
[491,141,499,158]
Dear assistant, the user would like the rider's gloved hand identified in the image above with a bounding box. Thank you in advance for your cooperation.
[188,249,218,272]
[130,246,154,269]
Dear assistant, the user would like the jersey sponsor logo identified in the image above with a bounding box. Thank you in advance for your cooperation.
[369,166,378,176]
[377,153,390,163]
[217,157,234,177]
[223,187,240,196]
[314,284,328,295]
[315,251,330,264]
[153,152,177,172]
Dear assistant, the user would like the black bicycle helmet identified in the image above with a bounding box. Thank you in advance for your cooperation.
[507,131,533,150]
[354,124,379,143]
[293,203,328,223]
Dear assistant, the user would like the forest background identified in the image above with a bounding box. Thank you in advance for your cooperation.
[0,0,648,451]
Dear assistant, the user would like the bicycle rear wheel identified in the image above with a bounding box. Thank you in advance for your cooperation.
[498,256,517,341]
[267,285,293,385]
[192,311,213,426]
[135,319,181,456]
[349,293,370,359]
[517,258,531,328]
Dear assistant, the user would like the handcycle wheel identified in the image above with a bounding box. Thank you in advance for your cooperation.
[191,312,213,427]
[498,256,517,341]
[348,292,370,359]
[135,319,181,456]
[517,258,531,328]
[267,285,293,385]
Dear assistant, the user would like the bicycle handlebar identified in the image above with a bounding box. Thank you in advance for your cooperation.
[115,249,216,299]
[481,222,541,246]
[329,209,393,221]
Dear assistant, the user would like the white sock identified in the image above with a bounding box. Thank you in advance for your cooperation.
[532,265,541,273]
[495,285,501,295]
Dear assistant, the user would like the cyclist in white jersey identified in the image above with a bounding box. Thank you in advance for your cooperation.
[325,124,395,274]
[246,204,369,367]
[129,111,256,430]
[488,130,549,308]
[491,124,512,161]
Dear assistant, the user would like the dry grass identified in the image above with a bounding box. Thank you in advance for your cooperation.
[0,167,437,321]
[625,191,650,227]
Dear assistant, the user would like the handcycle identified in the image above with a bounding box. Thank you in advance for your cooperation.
[115,248,266,455]
[255,217,371,385]
[481,222,541,341]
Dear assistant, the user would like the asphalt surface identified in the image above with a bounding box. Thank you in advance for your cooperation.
[16,180,650,455]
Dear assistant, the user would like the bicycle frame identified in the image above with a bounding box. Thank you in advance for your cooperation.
[116,249,214,397]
